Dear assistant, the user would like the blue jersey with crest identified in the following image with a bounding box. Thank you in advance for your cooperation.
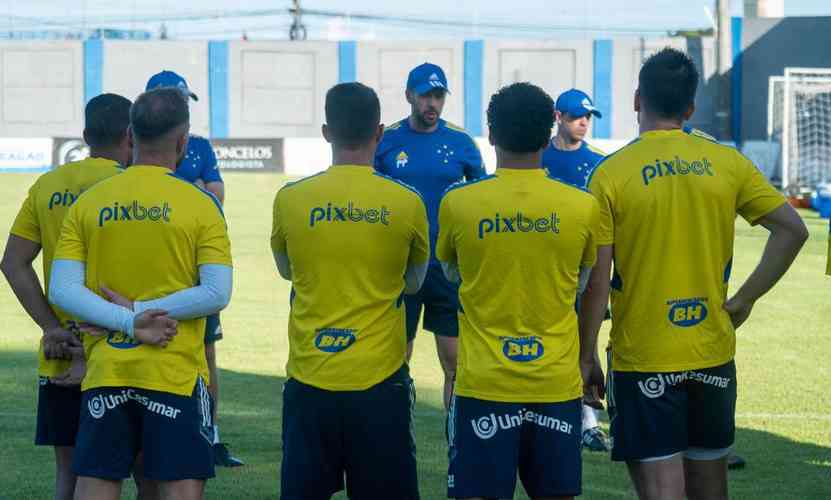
[176,135,222,184]
[542,140,605,189]
[375,119,485,258]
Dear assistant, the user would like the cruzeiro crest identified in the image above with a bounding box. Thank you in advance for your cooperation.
[396,151,409,168]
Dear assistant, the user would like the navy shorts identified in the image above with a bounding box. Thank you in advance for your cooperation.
[405,264,460,341]
[73,378,214,480]
[448,396,582,499]
[35,376,82,447]
[204,313,223,344]
[281,365,418,500]
[608,359,737,462]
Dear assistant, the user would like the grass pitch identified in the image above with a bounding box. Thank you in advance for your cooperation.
[0,172,829,499]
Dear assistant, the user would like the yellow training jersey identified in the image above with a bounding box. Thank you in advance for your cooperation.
[271,165,429,391]
[436,168,600,403]
[9,158,123,377]
[54,165,232,396]
[588,128,786,373]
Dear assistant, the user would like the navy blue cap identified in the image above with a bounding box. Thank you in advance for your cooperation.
[555,89,601,118]
[406,63,450,95]
[145,71,198,101]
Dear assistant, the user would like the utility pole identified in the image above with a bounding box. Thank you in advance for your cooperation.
[289,0,307,41]
[715,0,732,141]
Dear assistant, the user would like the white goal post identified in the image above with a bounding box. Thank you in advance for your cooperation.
[772,68,831,193]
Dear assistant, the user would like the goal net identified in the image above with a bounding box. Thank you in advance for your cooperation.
[770,68,831,193]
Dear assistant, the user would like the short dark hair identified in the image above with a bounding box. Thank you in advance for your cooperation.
[324,83,380,148]
[130,87,190,141]
[487,82,554,153]
[638,48,700,119]
[84,93,132,148]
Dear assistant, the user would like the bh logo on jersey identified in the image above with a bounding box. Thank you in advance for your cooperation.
[641,156,714,186]
[98,201,172,227]
[501,336,544,362]
[667,297,709,327]
[396,151,409,169]
[309,203,391,227]
[314,328,356,353]
[106,331,140,349]
[478,212,560,240]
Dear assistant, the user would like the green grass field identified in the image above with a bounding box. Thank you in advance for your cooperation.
[0,172,829,499]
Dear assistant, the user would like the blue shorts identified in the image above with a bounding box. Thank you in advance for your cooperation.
[280,365,419,500]
[405,264,460,341]
[35,376,82,447]
[73,378,214,480]
[448,396,582,499]
[608,359,737,462]
[204,313,222,344]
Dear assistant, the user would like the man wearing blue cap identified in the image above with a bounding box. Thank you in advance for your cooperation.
[542,89,610,454]
[375,62,485,410]
[542,88,606,190]
[145,70,242,468]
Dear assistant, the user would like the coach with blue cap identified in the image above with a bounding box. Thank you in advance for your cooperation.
[144,70,242,468]
[375,62,485,411]
[542,88,606,190]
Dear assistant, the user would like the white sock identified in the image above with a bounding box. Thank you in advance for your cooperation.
[213,424,220,444]
[582,404,599,431]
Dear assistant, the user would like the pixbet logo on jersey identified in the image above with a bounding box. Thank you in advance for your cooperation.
[98,201,172,227]
[478,212,560,240]
[309,203,391,227]
[666,297,709,327]
[48,189,83,210]
[641,156,714,186]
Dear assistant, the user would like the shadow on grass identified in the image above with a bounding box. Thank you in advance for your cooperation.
[1,349,829,499]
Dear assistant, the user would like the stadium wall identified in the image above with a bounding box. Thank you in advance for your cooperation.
[0,36,726,172]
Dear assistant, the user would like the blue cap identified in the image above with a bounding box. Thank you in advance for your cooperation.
[555,89,601,118]
[406,63,450,95]
[145,70,198,101]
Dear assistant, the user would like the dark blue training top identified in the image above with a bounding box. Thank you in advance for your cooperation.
[541,139,605,190]
[176,135,223,184]
[374,118,485,259]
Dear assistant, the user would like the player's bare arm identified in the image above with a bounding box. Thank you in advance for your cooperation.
[1,234,82,359]
[724,203,808,329]
[580,245,611,406]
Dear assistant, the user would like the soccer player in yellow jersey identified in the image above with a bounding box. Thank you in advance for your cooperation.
[438,82,603,500]
[272,82,429,500]
[1,94,133,500]
[583,48,808,500]
[48,88,233,500]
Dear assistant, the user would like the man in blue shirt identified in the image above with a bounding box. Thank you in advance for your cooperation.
[145,70,241,468]
[542,88,606,190]
[541,88,612,453]
[375,63,485,410]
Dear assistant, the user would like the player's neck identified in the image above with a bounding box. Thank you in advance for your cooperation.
[88,148,125,167]
[133,151,179,171]
[495,148,542,170]
[331,147,374,168]
[639,114,684,135]
[408,114,439,134]
[553,134,582,151]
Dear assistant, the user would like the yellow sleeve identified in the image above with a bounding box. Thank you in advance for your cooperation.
[270,191,287,255]
[9,182,41,243]
[409,195,430,265]
[197,203,233,267]
[581,198,601,268]
[587,167,615,246]
[435,193,455,264]
[736,154,786,225]
[53,203,86,262]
